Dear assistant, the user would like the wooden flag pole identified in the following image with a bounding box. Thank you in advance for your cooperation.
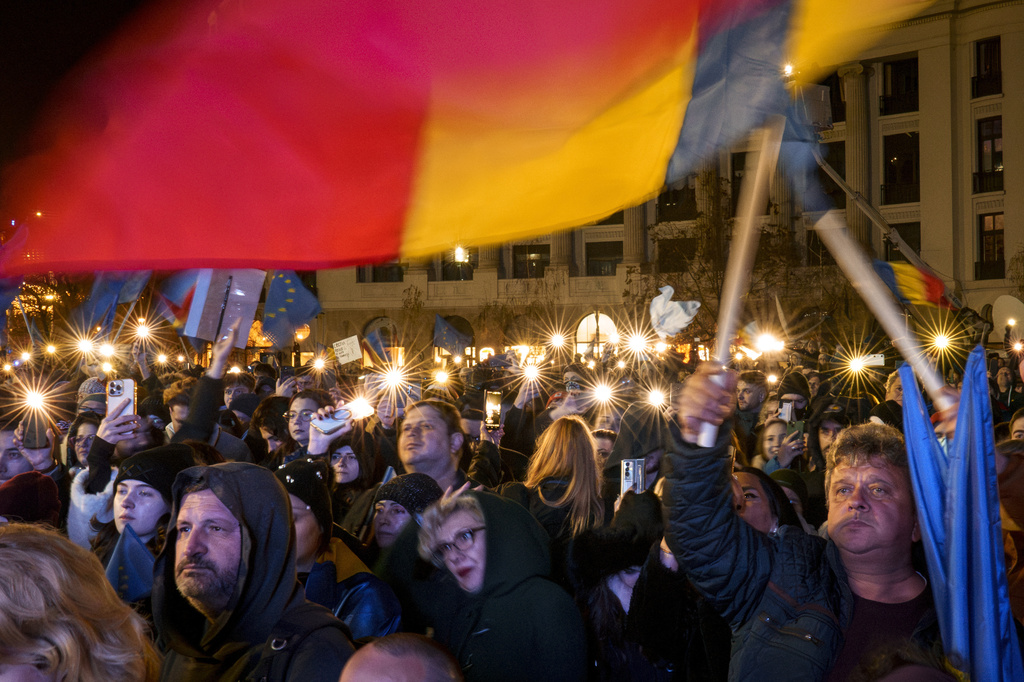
[812,212,953,411]
[698,115,786,447]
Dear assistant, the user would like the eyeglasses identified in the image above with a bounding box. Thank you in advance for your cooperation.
[284,409,315,422]
[431,526,485,566]
[331,452,358,464]
[75,434,96,449]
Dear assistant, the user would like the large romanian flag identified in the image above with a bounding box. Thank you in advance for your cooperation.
[0,0,930,274]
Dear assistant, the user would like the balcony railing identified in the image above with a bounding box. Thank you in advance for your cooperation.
[975,260,1005,280]
[879,91,919,116]
[972,73,1002,98]
[973,170,1004,194]
[881,183,920,205]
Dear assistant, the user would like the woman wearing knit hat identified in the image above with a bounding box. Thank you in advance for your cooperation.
[274,458,402,639]
[371,473,444,552]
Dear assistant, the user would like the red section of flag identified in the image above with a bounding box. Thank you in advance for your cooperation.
[1,0,426,273]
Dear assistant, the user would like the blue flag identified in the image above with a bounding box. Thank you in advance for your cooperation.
[117,270,152,304]
[263,270,322,350]
[154,269,201,330]
[104,524,155,603]
[360,328,391,367]
[901,347,1024,680]
[434,314,471,357]
[72,272,132,338]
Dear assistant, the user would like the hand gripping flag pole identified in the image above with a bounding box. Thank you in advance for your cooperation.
[697,115,785,447]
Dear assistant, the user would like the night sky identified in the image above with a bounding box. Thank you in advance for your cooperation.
[0,0,149,170]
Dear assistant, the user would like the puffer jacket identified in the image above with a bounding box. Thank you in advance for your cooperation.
[662,423,939,681]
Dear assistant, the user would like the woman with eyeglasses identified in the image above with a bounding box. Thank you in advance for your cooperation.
[262,389,333,469]
[389,490,586,681]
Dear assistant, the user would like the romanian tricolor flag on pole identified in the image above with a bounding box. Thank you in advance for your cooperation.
[872,260,958,310]
[0,0,930,274]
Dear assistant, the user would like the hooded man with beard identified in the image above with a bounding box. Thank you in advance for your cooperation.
[153,462,354,681]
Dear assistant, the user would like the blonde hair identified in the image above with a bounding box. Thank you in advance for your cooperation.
[0,523,162,681]
[525,415,604,535]
[417,494,485,566]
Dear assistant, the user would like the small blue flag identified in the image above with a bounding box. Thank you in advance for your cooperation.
[360,328,391,367]
[118,270,152,304]
[434,314,471,358]
[901,347,1024,681]
[72,272,133,338]
[104,524,155,603]
[263,270,322,350]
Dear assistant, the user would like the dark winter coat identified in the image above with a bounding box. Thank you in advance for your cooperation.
[662,423,940,681]
[153,462,353,681]
[381,491,587,682]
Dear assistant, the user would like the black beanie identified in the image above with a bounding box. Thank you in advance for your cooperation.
[777,371,811,403]
[373,473,443,516]
[229,392,262,419]
[770,469,809,510]
[566,525,654,593]
[275,458,333,540]
[115,444,196,502]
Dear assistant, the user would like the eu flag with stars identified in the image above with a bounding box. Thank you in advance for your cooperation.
[263,270,321,349]
[434,314,471,357]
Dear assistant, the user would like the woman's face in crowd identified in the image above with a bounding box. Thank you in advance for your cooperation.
[434,510,486,594]
[288,397,319,447]
[114,480,170,542]
[290,494,322,569]
[332,445,359,484]
[762,422,786,461]
[732,472,776,535]
[373,500,411,548]
[71,423,98,462]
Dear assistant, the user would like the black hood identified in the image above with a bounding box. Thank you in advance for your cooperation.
[153,462,302,660]
[472,491,552,599]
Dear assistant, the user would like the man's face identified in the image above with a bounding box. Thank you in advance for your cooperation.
[0,430,30,484]
[997,367,1012,388]
[736,381,765,412]
[169,405,189,429]
[595,437,614,461]
[175,489,242,619]
[1012,417,1024,441]
[399,405,461,474]
[817,419,844,454]
[827,458,920,560]
[807,375,821,398]
[224,384,251,405]
[295,374,316,392]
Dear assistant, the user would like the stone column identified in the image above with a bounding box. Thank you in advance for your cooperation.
[550,230,573,267]
[839,62,872,248]
[622,205,646,265]
[478,245,500,269]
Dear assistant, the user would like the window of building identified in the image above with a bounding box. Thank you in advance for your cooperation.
[356,261,405,283]
[585,241,623,276]
[656,184,698,222]
[881,132,920,204]
[973,37,1002,98]
[879,57,918,115]
[884,222,921,262]
[976,212,1005,280]
[656,237,697,273]
[974,116,1003,193]
[442,247,476,281]
[512,244,550,279]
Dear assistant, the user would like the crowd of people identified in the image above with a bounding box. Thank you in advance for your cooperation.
[0,323,1021,681]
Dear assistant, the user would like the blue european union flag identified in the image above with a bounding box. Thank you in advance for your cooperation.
[105,524,155,603]
[72,272,135,338]
[263,270,322,349]
[434,314,471,357]
[901,347,1024,681]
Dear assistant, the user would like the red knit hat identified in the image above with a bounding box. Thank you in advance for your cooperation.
[0,471,61,526]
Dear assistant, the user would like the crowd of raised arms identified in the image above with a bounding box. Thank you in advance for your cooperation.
[1,324,1022,682]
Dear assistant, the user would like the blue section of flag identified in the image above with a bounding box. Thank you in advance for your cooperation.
[118,270,152,304]
[871,261,911,306]
[104,524,155,603]
[263,270,322,350]
[72,272,131,337]
[665,0,792,184]
[361,328,391,367]
[0,277,23,340]
[901,348,1024,681]
[154,270,202,331]
[434,314,471,357]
